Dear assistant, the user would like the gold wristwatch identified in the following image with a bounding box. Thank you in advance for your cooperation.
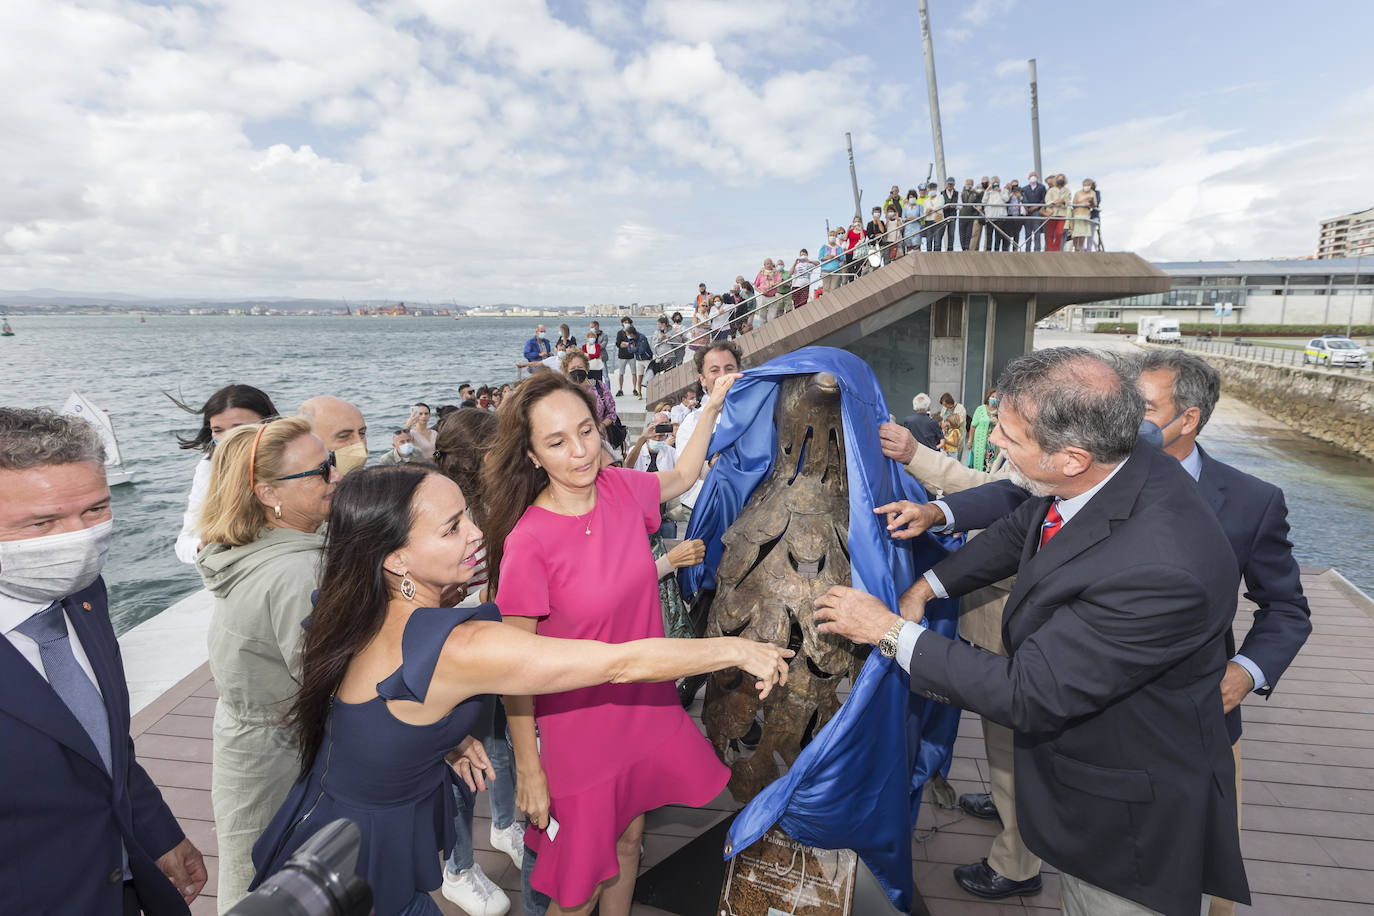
[878,619,906,658]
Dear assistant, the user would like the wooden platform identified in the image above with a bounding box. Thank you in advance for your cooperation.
[132,568,1374,915]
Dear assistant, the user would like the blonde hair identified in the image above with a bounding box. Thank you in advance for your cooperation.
[199,417,314,547]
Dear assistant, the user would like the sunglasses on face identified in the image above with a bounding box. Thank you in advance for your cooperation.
[276,451,337,481]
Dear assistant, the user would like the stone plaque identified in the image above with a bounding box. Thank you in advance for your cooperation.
[719,828,857,916]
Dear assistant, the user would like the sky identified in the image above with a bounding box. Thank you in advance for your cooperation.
[2,0,1372,307]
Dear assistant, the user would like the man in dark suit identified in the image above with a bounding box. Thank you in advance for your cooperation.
[816,349,1249,915]
[899,351,1312,737]
[880,350,1311,912]
[900,393,945,452]
[0,408,206,915]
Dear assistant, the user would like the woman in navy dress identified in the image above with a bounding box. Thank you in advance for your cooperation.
[250,465,790,916]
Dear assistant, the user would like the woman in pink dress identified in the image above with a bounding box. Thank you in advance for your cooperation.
[483,369,740,916]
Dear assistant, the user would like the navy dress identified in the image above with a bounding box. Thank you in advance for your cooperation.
[250,604,500,916]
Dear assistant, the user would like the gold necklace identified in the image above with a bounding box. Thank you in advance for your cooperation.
[553,491,595,535]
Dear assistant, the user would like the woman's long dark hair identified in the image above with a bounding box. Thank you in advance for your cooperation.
[433,408,498,528]
[288,464,432,775]
[166,384,279,452]
[481,372,597,597]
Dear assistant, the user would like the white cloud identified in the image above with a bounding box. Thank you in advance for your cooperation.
[1052,89,1374,261]
[0,0,1366,307]
[0,0,891,304]
[960,0,1017,27]
[994,58,1025,79]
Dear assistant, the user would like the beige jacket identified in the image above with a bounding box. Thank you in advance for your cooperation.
[903,444,1015,656]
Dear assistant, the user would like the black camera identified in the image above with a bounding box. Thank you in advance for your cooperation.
[225,819,372,916]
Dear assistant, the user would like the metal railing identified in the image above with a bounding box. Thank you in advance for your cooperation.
[1163,336,1373,375]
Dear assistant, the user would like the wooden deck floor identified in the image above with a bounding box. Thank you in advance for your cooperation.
[131,568,1374,915]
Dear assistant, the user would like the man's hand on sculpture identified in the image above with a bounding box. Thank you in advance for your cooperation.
[878,421,918,465]
[814,586,898,646]
[873,500,945,539]
[665,538,706,569]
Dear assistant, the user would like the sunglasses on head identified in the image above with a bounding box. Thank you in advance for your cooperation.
[276,451,337,481]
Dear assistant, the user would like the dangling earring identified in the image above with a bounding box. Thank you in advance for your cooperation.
[400,569,417,601]
[273,505,283,520]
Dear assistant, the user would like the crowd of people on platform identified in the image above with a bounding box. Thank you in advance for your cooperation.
[2,333,1313,916]
[512,173,1103,376]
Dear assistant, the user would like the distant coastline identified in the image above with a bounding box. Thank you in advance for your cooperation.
[0,291,680,320]
[2,304,595,319]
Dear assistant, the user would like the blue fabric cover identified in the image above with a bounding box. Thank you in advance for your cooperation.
[677,346,961,913]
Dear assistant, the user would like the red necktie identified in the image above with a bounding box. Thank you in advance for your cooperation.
[1039,501,1063,549]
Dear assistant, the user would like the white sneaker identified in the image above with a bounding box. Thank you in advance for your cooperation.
[490,821,526,869]
[441,863,510,916]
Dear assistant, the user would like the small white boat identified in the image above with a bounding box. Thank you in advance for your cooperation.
[61,392,134,486]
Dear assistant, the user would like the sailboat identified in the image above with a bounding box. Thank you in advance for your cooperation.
[1,317,13,336]
[61,392,134,486]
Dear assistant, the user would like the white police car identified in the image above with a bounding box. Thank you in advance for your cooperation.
[1304,336,1368,368]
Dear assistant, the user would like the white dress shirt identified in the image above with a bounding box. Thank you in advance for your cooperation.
[674,395,717,509]
[0,593,104,695]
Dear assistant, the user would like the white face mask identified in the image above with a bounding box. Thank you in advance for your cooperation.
[0,519,113,604]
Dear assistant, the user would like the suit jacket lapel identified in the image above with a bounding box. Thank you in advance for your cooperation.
[0,620,110,777]
[1001,446,1154,646]
[1000,496,1052,617]
[1195,446,1227,516]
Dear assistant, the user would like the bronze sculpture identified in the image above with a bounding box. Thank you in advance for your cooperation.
[702,371,869,801]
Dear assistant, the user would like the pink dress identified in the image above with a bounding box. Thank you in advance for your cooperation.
[496,467,728,907]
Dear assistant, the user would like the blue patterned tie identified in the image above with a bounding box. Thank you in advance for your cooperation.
[16,601,112,774]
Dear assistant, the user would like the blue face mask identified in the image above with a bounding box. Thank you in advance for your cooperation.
[398,442,415,457]
[1137,411,1184,450]
[988,396,998,408]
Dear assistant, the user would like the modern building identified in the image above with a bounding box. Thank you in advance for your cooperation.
[1318,207,1374,260]
[1064,258,1373,332]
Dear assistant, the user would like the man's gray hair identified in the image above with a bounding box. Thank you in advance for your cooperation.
[1135,348,1222,432]
[995,347,1143,463]
[0,408,106,471]
[912,393,932,412]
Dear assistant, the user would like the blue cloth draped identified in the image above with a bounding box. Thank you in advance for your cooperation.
[677,346,962,913]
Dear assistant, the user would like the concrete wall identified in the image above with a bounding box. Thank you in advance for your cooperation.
[1191,351,1374,461]
[841,307,931,408]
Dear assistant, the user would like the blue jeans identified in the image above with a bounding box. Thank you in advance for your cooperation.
[445,702,517,874]
[521,845,552,916]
